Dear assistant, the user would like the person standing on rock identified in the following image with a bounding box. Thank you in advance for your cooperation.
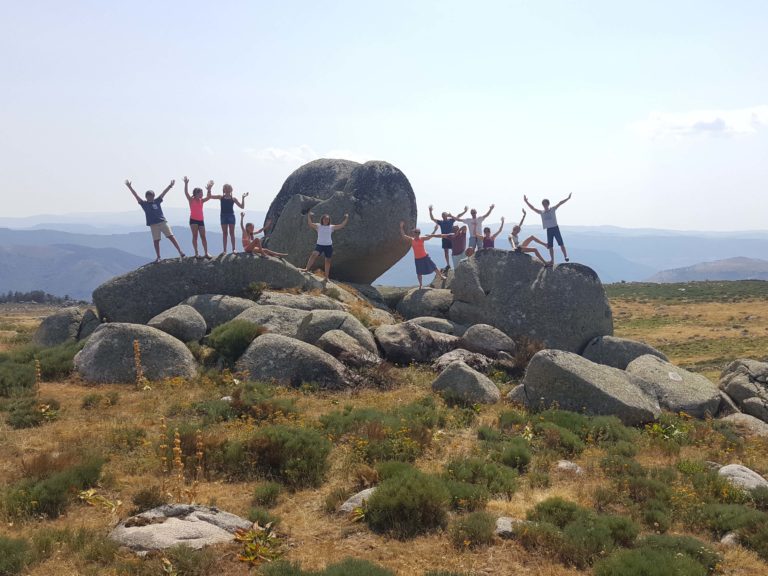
[302,211,349,280]
[508,209,548,264]
[429,204,468,270]
[451,224,467,269]
[481,217,505,249]
[400,221,449,289]
[207,184,248,254]
[125,179,185,262]
[184,177,213,259]
[457,205,495,251]
[240,212,287,258]
[524,194,571,264]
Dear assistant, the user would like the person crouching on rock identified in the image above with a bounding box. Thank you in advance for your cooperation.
[508,209,549,264]
[207,184,248,254]
[240,212,287,258]
[400,221,449,289]
[302,211,349,280]
[184,176,213,259]
[125,179,185,262]
[481,216,505,249]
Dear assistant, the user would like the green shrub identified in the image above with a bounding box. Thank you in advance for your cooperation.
[476,425,503,442]
[627,476,672,505]
[685,467,750,505]
[248,506,280,527]
[534,422,585,456]
[445,457,517,499]
[320,559,395,576]
[537,409,590,436]
[160,544,218,576]
[527,497,586,528]
[6,397,59,429]
[193,398,236,424]
[642,502,672,533]
[695,503,767,536]
[594,548,708,576]
[0,362,35,396]
[444,480,489,512]
[494,437,531,472]
[752,485,768,511]
[206,320,265,364]
[607,440,638,457]
[109,425,147,452]
[231,381,297,422]
[248,425,331,489]
[601,454,645,478]
[81,393,103,409]
[639,534,720,573]
[36,341,83,380]
[131,485,169,514]
[375,460,416,480]
[449,511,495,549]
[365,470,449,539]
[588,416,637,444]
[0,535,29,575]
[253,481,282,507]
[245,281,268,301]
[740,520,768,561]
[498,409,528,430]
[105,390,120,406]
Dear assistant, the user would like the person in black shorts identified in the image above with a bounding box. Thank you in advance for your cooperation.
[302,211,350,281]
[524,193,572,265]
[184,176,214,258]
[207,184,248,254]
[428,204,468,270]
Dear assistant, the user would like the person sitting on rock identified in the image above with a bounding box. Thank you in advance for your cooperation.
[125,179,185,262]
[508,209,549,264]
[184,176,214,259]
[207,184,248,255]
[481,216,505,249]
[240,212,287,258]
[302,211,349,280]
[451,225,467,269]
[524,193,572,265]
[429,204,468,271]
[457,204,495,251]
[400,221,449,289]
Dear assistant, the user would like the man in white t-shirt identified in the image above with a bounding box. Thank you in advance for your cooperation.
[457,204,495,250]
[524,193,572,265]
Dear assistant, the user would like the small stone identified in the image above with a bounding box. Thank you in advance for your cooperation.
[556,460,584,475]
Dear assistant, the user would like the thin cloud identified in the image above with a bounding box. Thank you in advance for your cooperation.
[244,145,373,164]
[633,105,768,139]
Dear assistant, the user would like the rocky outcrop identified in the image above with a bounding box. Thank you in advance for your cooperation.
[74,323,197,383]
[316,330,381,368]
[432,361,500,404]
[448,250,613,353]
[77,309,101,341]
[582,335,668,370]
[93,256,321,324]
[522,350,660,425]
[396,288,453,320]
[255,291,344,311]
[626,355,721,418]
[33,307,82,347]
[296,310,377,354]
[233,305,310,338]
[376,286,411,310]
[374,322,459,365]
[720,413,768,437]
[147,304,207,343]
[236,334,354,389]
[459,324,516,358]
[264,159,417,283]
[406,317,464,335]
[432,349,493,373]
[720,359,768,423]
[110,505,251,551]
[718,464,768,491]
[184,294,257,330]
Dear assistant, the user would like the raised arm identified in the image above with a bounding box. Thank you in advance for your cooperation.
[455,206,469,219]
[233,192,249,209]
[481,204,495,219]
[240,212,246,234]
[492,216,505,239]
[307,211,319,230]
[333,213,350,230]
[125,179,141,202]
[202,180,214,202]
[254,219,272,236]
[183,176,192,200]
[428,205,439,224]
[554,193,572,209]
[399,221,413,242]
[523,195,542,214]
[158,179,175,200]
[518,208,527,229]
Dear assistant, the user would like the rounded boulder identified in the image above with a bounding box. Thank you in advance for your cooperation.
[148,304,207,343]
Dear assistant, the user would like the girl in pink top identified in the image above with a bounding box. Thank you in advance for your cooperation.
[184,176,213,258]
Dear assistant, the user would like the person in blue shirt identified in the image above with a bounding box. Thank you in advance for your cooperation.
[125,179,185,262]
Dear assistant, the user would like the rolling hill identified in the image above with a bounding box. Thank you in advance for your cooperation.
[647,257,768,282]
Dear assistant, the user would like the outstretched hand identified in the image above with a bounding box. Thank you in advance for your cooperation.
[243,192,249,199]
[523,195,528,202]
[168,179,175,188]
[183,176,189,184]
[501,216,505,222]
[428,204,433,210]
[206,180,214,190]
[344,213,349,218]
[125,179,131,187]
[567,192,573,200]
[240,211,245,217]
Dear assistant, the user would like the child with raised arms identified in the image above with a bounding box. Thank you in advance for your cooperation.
[207,184,248,254]
[400,221,449,289]
[184,176,213,258]
[302,211,350,280]
[125,179,185,262]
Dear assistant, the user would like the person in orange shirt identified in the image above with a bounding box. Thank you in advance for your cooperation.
[400,221,450,289]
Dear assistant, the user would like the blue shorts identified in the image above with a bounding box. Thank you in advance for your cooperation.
[220,213,236,226]
[315,244,333,258]
[546,226,564,248]
[414,255,438,275]
[468,236,480,250]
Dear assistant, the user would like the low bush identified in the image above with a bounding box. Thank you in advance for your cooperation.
[639,534,720,573]
[527,497,585,528]
[494,437,531,472]
[365,469,449,539]
[740,520,768,561]
[131,485,169,514]
[248,506,280,527]
[0,362,35,396]
[206,320,266,364]
[607,440,638,457]
[695,503,766,536]
[498,409,528,431]
[193,398,236,424]
[476,425,502,442]
[109,425,147,452]
[158,544,218,576]
[444,457,517,499]
[6,397,59,429]
[253,481,282,507]
[601,454,645,478]
[0,535,29,575]
[752,485,768,511]
[247,425,331,489]
[262,558,395,576]
[534,422,585,456]
[444,479,489,512]
[376,460,415,480]
[449,511,495,549]
[230,381,297,422]
[80,393,103,409]
[594,548,708,576]
[36,341,83,380]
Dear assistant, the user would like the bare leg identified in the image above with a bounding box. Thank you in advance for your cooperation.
[522,235,547,248]
[324,257,331,279]
[168,235,185,257]
[304,251,320,271]
[417,274,423,289]
[153,239,161,262]
[191,225,199,257]
[443,248,450,267]
[228,224,236,253]
[221,224,228,253]
[521,246,547,264]
[200,228,210,257]
[561,245,569,262]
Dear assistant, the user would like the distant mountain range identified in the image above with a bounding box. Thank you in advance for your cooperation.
[2,212,768,298]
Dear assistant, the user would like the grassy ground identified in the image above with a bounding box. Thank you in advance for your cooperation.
[1,282,767,576]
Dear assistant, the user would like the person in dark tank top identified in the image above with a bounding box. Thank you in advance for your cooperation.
[207,183,248,254]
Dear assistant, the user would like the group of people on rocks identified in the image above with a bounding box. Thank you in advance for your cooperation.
[126,177,573,287]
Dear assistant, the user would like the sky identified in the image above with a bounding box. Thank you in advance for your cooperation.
[1,0,767,230]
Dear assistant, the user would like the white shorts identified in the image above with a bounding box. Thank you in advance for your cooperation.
[150,222,173,241]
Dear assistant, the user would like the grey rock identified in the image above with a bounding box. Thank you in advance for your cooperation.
[93,256,321,324]
[233,305,310,338]
[719,359,768,423]
[556,460,584,475]
[742,397,768,423]
[717,464,768,491]
[432,349,493,373]
[375,285,412,310]
[316,330,381,369]
[256,291,344,311]
[625,355,721,418]
[431,361,500,404]
[74,323,197,384]
[109,504,251,552]
[448,250,613,353]
[77,309,101,341]
[522,349,660,426]
[720,532,740,547]
[704,461,722,471]
[183,294,258,330]
[718,392,741,417]
[460,323,517,358]
[495,517,527,539]
[264,159,417,283]
[720,413,768,437]
[147,304,207,343]
[506,384,528,406]
[236,334,354,390]
[296,310,377,354]
[364,307,397,326]
[407,317,460,335]
[33,307,82,347]
[338,488,377,514]
[374,322,459,364]
[396,288,454,320]
[582,335,668,369]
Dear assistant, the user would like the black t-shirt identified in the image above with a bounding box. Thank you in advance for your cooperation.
[138,198,166,226]
[438,218,455,234]
[220,197,235,215]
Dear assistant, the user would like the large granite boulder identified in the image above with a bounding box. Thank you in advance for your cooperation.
[255,291,344,311]
[110,505,251,552]
[376,286,411,310]
[582,335,668,370]
[459,324,516,358]
[232,305,310,338]
[183,294,257,330]
[33,307,82,347]
[720,359,768,423]
[236,334,354,389]
[396,288,454,320]
[432,362,500,404]
[406,317,466,336]
[448,250,613,353]
[74,323,197,383]
[316,330,381,368]
[296,310,377,354]
[77,309,101,341]
[147,304,207,343]
[264,159,417,283]
[432,349,493,373]
[522,349,660,425]
[626,355,721,418]
[93,255,321,324]
[718,464,768,491]
[374,322,459,365]
[720,413,768,437]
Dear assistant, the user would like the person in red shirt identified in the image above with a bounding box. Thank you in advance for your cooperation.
[400,221,450,289]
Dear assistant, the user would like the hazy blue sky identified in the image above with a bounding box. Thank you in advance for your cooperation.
[2,1,767,230]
